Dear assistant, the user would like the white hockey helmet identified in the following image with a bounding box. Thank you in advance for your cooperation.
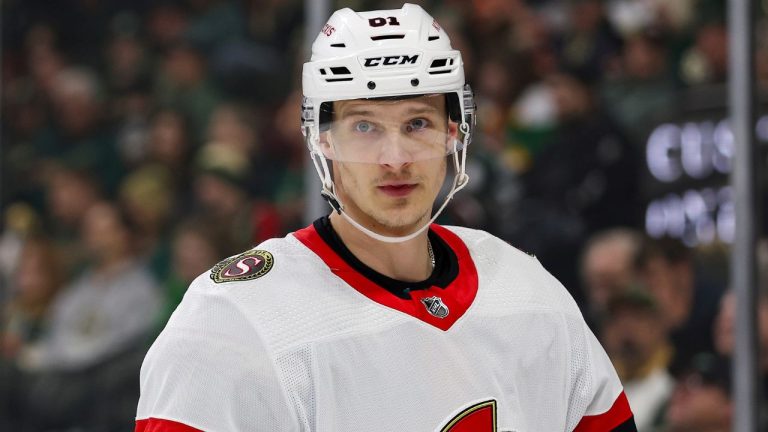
[301,3,475,243]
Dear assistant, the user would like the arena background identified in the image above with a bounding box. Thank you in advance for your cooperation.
[1,0,766,430]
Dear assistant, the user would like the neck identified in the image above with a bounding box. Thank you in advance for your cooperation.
[329,212,433,281]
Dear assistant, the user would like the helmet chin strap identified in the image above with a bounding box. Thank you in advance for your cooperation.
[311,124,471,244]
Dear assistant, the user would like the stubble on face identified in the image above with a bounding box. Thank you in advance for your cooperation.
[333,158,446,234]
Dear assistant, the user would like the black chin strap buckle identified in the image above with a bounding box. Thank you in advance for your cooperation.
[321,190,342,214]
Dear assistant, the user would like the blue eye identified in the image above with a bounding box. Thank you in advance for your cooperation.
[354,121,374,133]
[406,118,428,132]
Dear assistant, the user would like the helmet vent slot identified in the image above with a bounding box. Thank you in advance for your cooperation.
[330,43,346,47]
[330,67,351,74]
[430,59,447,68]
[370,34,405,41]
[428,58,454,75]
[428,36,439,41]
[324,66,353,83]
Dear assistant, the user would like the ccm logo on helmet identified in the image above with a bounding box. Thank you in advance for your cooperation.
[363,54,419,67]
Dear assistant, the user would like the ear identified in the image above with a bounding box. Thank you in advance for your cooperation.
[447,121,459,138]
[319,131,335,159]
[445,121,460,151]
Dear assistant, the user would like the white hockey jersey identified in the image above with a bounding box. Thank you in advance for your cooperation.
[135,223,635,432]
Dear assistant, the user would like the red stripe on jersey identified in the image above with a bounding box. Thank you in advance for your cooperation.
[573,391,634,432]
[135,417,202,432]
[293,223,478,331]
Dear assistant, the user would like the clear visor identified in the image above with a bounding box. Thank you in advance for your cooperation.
[317,94,463,163]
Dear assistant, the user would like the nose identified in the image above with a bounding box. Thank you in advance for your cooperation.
[377,130,413,170]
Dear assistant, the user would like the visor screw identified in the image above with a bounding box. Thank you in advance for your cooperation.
[410,78,419,87]
[367,81,376,90]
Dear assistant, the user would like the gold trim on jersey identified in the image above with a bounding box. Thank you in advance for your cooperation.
[440,399,497,432]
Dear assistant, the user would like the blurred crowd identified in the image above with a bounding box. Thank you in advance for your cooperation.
[1,0,766,431]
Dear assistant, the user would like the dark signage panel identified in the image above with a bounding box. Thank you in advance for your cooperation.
[643,105,768,246]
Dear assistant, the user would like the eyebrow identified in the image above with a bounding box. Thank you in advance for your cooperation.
[340,106,441,118]
[341,109,376,118]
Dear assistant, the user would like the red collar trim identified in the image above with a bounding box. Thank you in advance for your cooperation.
[293,223,478,331]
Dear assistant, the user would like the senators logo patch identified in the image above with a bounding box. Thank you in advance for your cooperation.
[441,400,497,432]
[211,250,274,283]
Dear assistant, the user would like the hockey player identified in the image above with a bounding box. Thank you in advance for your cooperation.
[135,4,637,431]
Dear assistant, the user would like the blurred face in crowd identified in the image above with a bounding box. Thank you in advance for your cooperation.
[47,168,100,228]
[602,305,666,379]
[477,59,512,107]
[696,23,728,75]
[193,173,246,218]
[81,202,132,263]
[547,74,591,121]
[327,95,453,236]
[582,237,638,312]
[164,46,205,88]
[207,105,256,156]
[107,34,147,94]
[109,35,144,72]
[150,110,188,165]
[147,5,187,48]
[119,168,174,236]
[51,70,102,137]
[665,373,731,432]
[26,26,65,94]
[713,291,736,356]
[714,291,768,369]
[14,240,61,307]
[639,256,693,330]
[3,238,61,357]
[570,0,603,33]
[756,46,768,84]
[470,0,524,29]
[172,228,220,283]
[4,80,47,139]
[624,35,666,80]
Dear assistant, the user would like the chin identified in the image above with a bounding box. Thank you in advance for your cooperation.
[371,208,429,233]
[342,188,433,233]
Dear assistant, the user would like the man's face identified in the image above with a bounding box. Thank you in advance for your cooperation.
[714,291,768,369]
[81,203,129,260]
[639,256,691,328]
[325,95,455,235]
[602,308,665,377]
[583,241,636,311]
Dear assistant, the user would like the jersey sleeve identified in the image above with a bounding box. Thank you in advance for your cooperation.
[135,282,298,432]
[566,315,637,432]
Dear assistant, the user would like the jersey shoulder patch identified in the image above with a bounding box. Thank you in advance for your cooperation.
[210,249,274,283]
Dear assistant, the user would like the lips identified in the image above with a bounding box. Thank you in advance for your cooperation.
[377,183,418,197]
